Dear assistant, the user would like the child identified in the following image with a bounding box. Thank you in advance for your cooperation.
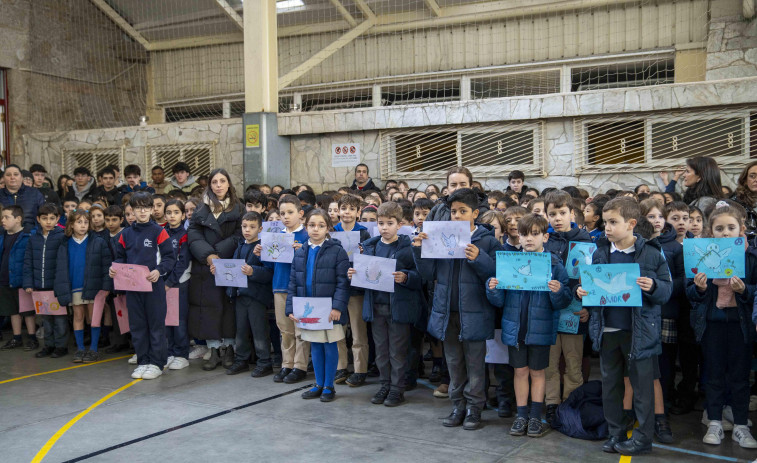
[690,201,757,448]
[689,206,705,238]
[102,205,129,354]
[90,204,109,241]
[577,197,672,456]
[486,214,572,437]
[164,199,192,370]
[287,209,350,402]
[184,198,198,229]
[412,188,502,430]
[124,204,136,226]
[119,164,155,197]
[257,194,310,384]
[244,189,267,214]
[60,199,78,226]
[24,204,67,358]
[478,210,505,244]
[54,210,112,362]
[527,197,546,218]
[0,206,34,350]
[503,206,527,251]
[412,198,434,234]
[583,199,607,242]
[327,200,340,225]
[225,211,274,376]
[348,202,422,406]
[266,209,281,223]
[104,205,124,239]
[543,190,592,425]
[360,205,378,223]
[664,201,690,244]
[110,192,176,379]
[152,194,167,227]
[506,170,527,200]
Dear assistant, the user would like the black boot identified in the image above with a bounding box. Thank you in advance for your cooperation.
[463,408,482,430]
[222,346,235,369]
[202,348,221,371]
[225,361,249,375]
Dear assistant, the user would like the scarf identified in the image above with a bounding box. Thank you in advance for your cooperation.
[204,195,231,219]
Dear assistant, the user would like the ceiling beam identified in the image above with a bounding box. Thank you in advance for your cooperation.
[213,0,244,31]
[148,33,243,52]
[329,0,357,27]
[352,0,376,19]
[279,19,375,89]
[88,0,151,49]
[423,0,442,17]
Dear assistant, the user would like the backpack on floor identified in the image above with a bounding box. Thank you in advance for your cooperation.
[551,380,608,440]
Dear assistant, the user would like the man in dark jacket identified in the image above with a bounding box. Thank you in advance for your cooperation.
[65,167,96,202]
[29,164,60,206]
[350,163,379,191]
[0,165,45,232]
[88,167,121,206]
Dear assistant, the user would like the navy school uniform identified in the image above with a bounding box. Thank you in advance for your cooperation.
[115,221,176,368]
[165,223,192,359]
[54,232,112,306]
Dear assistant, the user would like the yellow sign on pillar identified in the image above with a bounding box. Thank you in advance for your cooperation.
[246,124,260,148]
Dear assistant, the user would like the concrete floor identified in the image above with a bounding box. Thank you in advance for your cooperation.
[2,334,757,463]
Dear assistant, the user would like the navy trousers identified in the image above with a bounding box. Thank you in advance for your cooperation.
[128,280,167,367]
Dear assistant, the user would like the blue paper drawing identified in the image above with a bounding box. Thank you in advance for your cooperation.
[558,298,582,334]
[260,232,295,263]
[331,231,361,262]
[580,263,642,307]
[683,237,745,279]
[262,221,284,233]
[485,329,509,364]
[495,251,552,291]
[566,241,597,279]
[293,297,333,330]
[351,253,396,293]
[421,221,471,259]
[211,259,248,288]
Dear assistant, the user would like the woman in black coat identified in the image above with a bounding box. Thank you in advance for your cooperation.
[187,168,243,370]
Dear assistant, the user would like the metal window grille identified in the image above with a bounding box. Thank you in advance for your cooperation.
[62,147,124,176]
[147,141,217,179]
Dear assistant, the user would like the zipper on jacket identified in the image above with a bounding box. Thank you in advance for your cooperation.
[41,236,47,287]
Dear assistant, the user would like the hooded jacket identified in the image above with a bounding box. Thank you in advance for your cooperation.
[171,175,199,194]
[23,225,65,290]
[656,223,686,320]
[350,178,378,191]
[65,177,96,202]
[0,228,31,288]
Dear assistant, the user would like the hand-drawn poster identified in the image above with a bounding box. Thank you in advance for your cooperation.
[260,232,295,263]
[421,221,471,259]
[293,297,334,331]
[358,222,379,238]
[485,329,509,364]
[558,298,582,334]
[495,251,552,291]
[398,226,416,236]
[331,231,361,262]
[351,253,396,293]
[114,295,129,334]
[683,237,746,279]
[212,259,248,288]
[580,263,642,307]
[262,221,285,233]
[91,290,110,327]
[166,287,179,326]
[32,291,66,316]
[566,241,597,279]
[112,263,152,292]
[18,289,34,313]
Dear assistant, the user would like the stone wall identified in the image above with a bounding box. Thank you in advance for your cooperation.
[706,2,757,80]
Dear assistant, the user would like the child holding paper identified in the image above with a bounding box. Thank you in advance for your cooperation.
[23,203,68,358]
[0,205,33,350]
[54,209,112,363]
[348,202,422,406]
[577,197,672,456]
[163,199,191,370]
[286,209,350,402]
[486,213,573,437]
[110,192,176,380]
[689,201,757,448]
[412,188,502,430]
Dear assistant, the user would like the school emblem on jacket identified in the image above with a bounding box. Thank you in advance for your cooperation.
[172,238,178,249]
[143,239,152,247]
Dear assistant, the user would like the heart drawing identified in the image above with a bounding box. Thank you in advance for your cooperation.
[690,267,698,274]
[621,293,630,302]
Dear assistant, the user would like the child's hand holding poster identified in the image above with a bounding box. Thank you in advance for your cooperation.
[112,263,152,292]
[351,253,396,293]
[683,237,745,279]
[292,297,333,331]
[212,259,248,288]
[421,221,471,259]
[495,251,552,291]
[260,232,295,263]
[331,231,360,262]
[567,242,597,279]
[579,263,642,307]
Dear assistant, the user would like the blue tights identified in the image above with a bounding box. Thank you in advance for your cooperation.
[311,341,339,390]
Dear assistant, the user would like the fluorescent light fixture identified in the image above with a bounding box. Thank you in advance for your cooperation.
[277,0,304,10]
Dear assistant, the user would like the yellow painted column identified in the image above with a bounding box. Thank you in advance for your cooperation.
[244,0,278,113]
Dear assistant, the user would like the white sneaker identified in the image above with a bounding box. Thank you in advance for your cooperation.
[128,354,138,365]
[733,425,757,449]
[165,356,175,369]
[703,421,724,445]
[723,405,752,427]
[141,364,163,380]
[702,410,733,431]
[750,395,757,412]
[131,364,148,379]
[169,357,189,370]
[188,345,208,360]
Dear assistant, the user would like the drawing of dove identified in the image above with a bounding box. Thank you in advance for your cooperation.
[441,233,458,255]
[517,260,532,277]
[593,272,633,294]
[303,302,314,318]
[579,249,593,265]
[694,243,732,272]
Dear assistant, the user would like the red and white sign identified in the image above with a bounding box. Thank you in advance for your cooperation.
[331,143,360,167]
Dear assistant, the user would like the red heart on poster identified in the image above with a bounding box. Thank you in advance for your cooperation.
[690,267,698,274]
[570,243,576,250]
[622,293,630,302]
[117,310,123,317]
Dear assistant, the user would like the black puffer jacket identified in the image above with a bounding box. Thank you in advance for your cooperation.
[0,185,45,232]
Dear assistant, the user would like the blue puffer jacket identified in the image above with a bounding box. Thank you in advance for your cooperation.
[0,229,31,288]
[657,224,686,319]
[228,239,273,307]
[586,236,672,360]
[413,223,502,342]
[688,244,757,344]
[286,238,351,324]
[360,235,423,325]
[23,225,65,290]
[54,233,113,306]
[0,185,45,232]
[486,252,573,346]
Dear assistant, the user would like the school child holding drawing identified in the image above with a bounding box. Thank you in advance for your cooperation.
[577,197,672,456]
[286,209,350,402]
[412,188,502,430]
[163,199,191,370]
[688,201,757,448]
[54,209,112,363]
[347,202,422,406]
[486,214,573,437]
[0,205,33,350]
[23,203,67,358]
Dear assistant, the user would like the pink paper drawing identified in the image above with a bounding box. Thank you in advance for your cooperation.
[114,295,129,334]
[18,289,34,313]
[165,288,179,326]
[32,291,66,316]
[112,263,153,292]
[91,290,110,327]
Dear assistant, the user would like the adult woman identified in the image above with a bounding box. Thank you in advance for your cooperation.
[732,160,757,240]
[681,156,723,217]
[0,165,45,231]
[187,168,244,370]
[425,166,488,222]
[57,175,73,201]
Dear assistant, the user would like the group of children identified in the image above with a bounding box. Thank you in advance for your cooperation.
[3,162,757,457]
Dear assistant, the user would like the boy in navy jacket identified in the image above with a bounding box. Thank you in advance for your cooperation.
[111,192,176,380]
[164,199,192,370]
[225,212,274,377]
[487,213,573,437]
[578,197,672,456]
[23,203,67,357]
[412,188,502,430]
[0,205,34,350]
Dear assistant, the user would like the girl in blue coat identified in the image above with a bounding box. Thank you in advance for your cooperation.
[287,209,350,402]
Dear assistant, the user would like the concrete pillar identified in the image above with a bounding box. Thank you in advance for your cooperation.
[372,85,382,107]
[244,0,278,113]
[460,76,471,101]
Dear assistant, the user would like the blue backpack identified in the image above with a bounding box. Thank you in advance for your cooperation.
[551,380,608,440]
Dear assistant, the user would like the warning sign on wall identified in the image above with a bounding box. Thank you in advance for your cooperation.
[245,125,260,148]
[331,143,360,167]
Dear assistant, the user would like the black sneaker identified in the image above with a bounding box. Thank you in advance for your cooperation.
[82,350,101,363]
[1,338,23,350]
[545,404,558,426]
[428,364,442,383]
[367,364,380,377]
[251,364,273,378]
[283,368,307,384]
[346,372,367,387]
[50,348,69,358]
[72,350,86,363]
[654,416,674,443]
[225,361,249,375]
[510,416,528,436]
[527,417,548,437]
[320,387,336,402]
[371,386,390,404]
[104,343,130,354]
[384,391,406,407]
[498,399,513,418]
[442,408,466,427]
[273,367,292,383]
[98,337,110,349]
[24,338,40,351]
[463,409,482,430]
[35,346,54,358]
[334,369,350,384]
[301,386,323,399]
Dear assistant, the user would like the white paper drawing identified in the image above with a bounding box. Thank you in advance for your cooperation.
[260,232,295,263]
[211,259,248,288]
[293,297,334,330]
[398,226,416,236]
[351,253,396,293]
[421,221,471,259]
[330,231,361,262]
[485,329,509,364]
[262,221,285,233]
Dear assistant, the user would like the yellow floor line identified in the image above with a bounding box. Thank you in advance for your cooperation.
[619,429,634,463]
[0,354,132,385]
[31,379,141,463]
